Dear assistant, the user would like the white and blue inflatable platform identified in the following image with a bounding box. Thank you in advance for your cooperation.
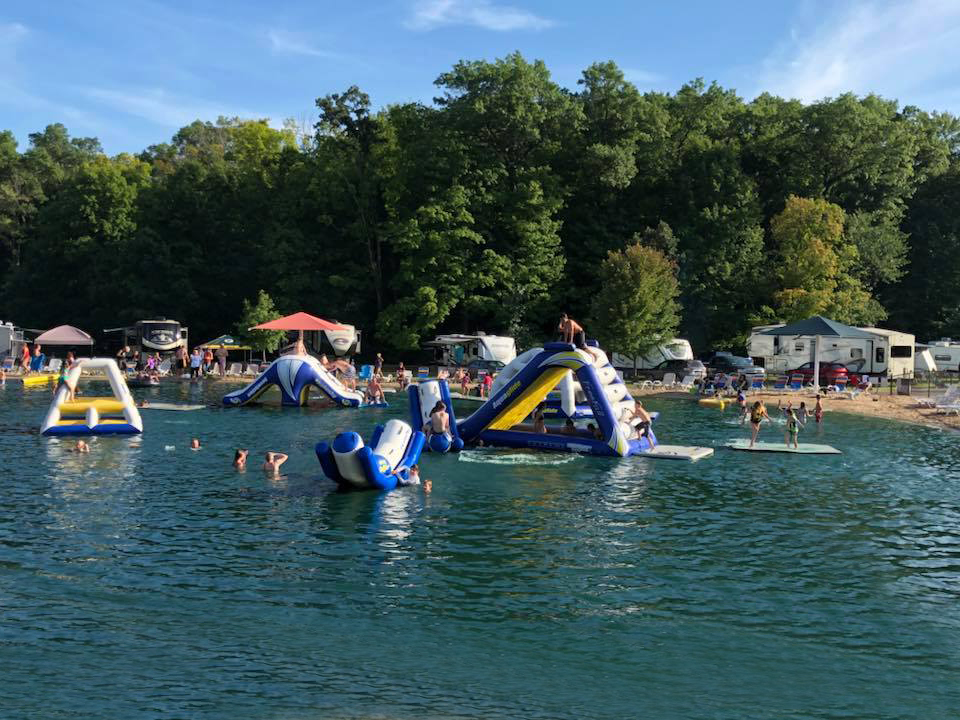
[223,354,364,407]
[316,419,426,491]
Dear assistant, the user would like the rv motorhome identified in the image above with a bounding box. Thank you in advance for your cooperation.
[611,338,694,372]
[747,325,915,379]
[921,339,960,373]
[104,318,188,355]
[424,334,517,367]
[305,324,360,357]
[0,321,26,360]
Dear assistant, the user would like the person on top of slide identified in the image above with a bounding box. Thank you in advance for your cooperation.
[559,313,604,364]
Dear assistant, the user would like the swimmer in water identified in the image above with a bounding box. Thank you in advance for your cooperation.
[262,451,288,475]
[190,438,201,450]
[233,448,248,470]
[73,439,90,453]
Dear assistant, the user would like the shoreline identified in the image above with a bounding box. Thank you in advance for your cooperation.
[627,385,960,433]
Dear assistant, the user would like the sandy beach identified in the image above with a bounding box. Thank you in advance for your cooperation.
[629,384,960,433]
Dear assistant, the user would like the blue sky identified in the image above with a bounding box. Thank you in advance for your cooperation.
[3,0,960,154]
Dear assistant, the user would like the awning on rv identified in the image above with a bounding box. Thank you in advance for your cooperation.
[759,316,876,339]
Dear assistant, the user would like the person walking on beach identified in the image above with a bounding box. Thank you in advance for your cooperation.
[19,341,30,373]
[397,362,408,390]
[216,346,228,376]
[749,400,769,448]
[262,451,288,476]
[374,352,383,378]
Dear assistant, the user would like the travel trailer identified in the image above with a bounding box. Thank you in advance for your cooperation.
[747,325,915,379]
[920,339,960,373]
[424,334,517,367]
[611,338,694,372]
[0,321,26,360]
[104,318,188,354]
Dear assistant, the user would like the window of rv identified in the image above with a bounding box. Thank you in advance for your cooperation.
[794,341,804,352]
[890,345,912,358]
[875,347,885,363]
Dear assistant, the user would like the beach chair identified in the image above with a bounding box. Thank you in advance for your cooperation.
[847,381,872,400]
[225,362,241,376]
[157,359,172,376]
[258,362,270,374]
[751,377,765,392]
[919,385,959,408]
[676,375,694,391]
[417,367,430,380]
[45,358,62,374]
[772,375,788,392]
[359,365,373,381]
[1,356,12,373]
[661,372,676,389]
[788,374,804,392]
[242,363,258,377]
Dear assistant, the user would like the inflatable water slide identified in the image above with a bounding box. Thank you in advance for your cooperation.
[223,354,364,407]
[41,358,142,436]
[316,419,426,491]
[410,342,655,457]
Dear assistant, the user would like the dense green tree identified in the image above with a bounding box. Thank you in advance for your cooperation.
[589,243,680,357]
[236,290,286,358]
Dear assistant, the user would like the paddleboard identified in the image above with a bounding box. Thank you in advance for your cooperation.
[138,403,206,412]
[725,440,841,454]
[641,445,714,462]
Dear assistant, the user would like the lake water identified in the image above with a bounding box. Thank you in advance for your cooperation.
[2,379,960,719]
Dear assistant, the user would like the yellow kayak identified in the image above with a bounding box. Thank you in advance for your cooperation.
[698,397,725,410]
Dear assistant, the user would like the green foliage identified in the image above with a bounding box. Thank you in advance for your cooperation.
[236,290,286,353]
[589,244,680,357]
[0,54,955,354]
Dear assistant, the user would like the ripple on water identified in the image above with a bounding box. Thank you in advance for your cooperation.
[0,384,959,719]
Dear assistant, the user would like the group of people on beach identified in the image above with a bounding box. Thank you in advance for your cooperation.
[741,394,825,448]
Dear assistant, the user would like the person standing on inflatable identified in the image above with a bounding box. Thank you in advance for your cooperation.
[558,314,585,348]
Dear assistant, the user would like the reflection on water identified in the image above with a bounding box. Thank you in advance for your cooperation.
[1,383,960,719]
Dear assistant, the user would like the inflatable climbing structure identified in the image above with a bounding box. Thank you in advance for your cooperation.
[316,419,426,491]
[41,358,142,436]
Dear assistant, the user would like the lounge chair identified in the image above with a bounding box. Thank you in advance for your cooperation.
[788,374,804,392]
[918,386,959,408]
[847,382,872,400]
[751,377,765,392]
[226,362,242,376]
[772,375,788,392]
[676,375,694,391]
[1,356,13,373]
[417,367,430,380]
[661,372,676,389]
[44,357,62,374]
[242,363,259,377]
[359,364,373,381]
[156,359,172,376]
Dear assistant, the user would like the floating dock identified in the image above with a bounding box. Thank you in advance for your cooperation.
[725,440,841,454]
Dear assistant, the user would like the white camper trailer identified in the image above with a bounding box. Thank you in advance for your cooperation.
[747,325,915,379]
[922,340,960,373]
[611,338,694,371]
[424,334,517,367]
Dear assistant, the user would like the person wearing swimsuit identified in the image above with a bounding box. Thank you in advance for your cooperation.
[749,400,768,448]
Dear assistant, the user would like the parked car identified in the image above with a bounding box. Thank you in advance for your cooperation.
[703,354,765,379]
[787,361,860,387]
[465,358,505,379]
[635,359,706,381]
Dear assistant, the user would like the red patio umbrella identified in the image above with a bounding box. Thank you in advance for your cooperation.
[250,312,350,346]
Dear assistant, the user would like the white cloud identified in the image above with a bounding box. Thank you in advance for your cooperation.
[760,0,960,105]
[84,87,268,129]
[267,29,342,60]
[405,0,553,31]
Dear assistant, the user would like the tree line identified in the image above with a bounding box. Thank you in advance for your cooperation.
[1,53,958,357]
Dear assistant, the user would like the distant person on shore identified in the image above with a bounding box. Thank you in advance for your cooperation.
[397,362,408,390]
[424,401,450,441]
[202,347,214,374]
[814,394,824,424]
[344,360,357,390]
[190,348,202,379]
[32,344,43,372]
[19,342,30,373]
[175,345,188,371]
[374,353,383,377]
[233,448,248,470]
[262,451,288,476]
[480,372,493,398]
[749,400,769,448]
[216,346,229,376]
[459,370,470,396]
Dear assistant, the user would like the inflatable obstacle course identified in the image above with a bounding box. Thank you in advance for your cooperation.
[316,419,426,491]
[223,355,363,407]
[410,379,465,453]
[41,358,142,436]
